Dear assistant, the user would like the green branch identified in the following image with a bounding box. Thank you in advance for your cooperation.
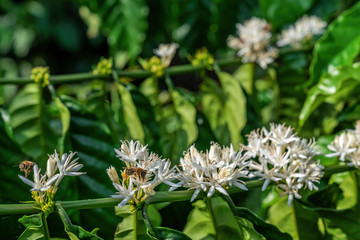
[0,58,243,85]
[0,165,354,215]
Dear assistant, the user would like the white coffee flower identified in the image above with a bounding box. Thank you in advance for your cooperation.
[111,178,137,208]
[175,143,250,202]
[19,164,59,193]
[114,140,148,165]
[227,17,278,69]
[109,140,179,207]
[277,15,327,47]
[245,123,323,206]
[154,42,179,67]
[326,121,360,167]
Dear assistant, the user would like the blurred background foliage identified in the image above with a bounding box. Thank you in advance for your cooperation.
[1,0,360,239]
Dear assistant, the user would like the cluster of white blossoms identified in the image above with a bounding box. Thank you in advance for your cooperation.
[243,123,324,206]
[326,121,360,168]
[172,143,251,202]
[227,17,278,69]
[18,151,85,212]
[153,42,179,67]
[277,15,327,48]
[108,140,178,208]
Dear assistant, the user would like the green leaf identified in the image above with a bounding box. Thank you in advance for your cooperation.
[8,84,57,159]
[233,63,254,95]
[184,198,265,240]
[200,77,231,145]
[183,200,216,239]
[114,205,161,240]
[307,207,360,240]
[309,2,360,86]
[148,227,192,240]
[259,0,315,29]
[329,172,358,210]
[169,88,198,146]
[55,96,71,154]
[82,0,148,62]
[117,83,145,143]
[56,203,103,240]
[236,207,292,240]
[299,63,360,127]
[217,71,247,146]
[267,198,322,240]
[18,214,44,240]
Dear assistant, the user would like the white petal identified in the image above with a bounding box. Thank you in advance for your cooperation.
[216,185,229,196]
[18,175,35,188]
[191,188,201,202]
[207,186,215,198]
[118,196,131,207]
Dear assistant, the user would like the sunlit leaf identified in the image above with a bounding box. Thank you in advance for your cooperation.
[299,64,360,127]
[308,2,360,86]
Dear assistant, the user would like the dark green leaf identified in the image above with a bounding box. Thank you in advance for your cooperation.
[309,2,360,86]
[56,203,103,240]
[148,227,192,240]
[236,207,292,240]
[8,84,57,159]
[259,0,315,29]
[83,0,148,62]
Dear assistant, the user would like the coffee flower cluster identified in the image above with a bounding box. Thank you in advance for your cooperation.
[243,123,324,206]
[18,151,85,213]
[173,143,250,202]
[277,15,327,48]
[227,17,278,69]
[326,121,360,168]
[139,43,179,77]
[108,140,178,209]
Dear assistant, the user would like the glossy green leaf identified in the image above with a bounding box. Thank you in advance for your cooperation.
[63,98,120,238]
[236,207,292,240]
[18,214,44,240]
[184,198,265,240]
[148,227,192,240]
[267,198,322,240]
[329,172,358,210]
[169,88,198,146]
[309,2,360,86]
[217,71,247,146]
[114,205,161,240]
[117,83,145,143]
[259,0,315,29]
[299,64,360,127]
[307,207,360,240]
[56,203,103,240]
[8,84,57,159]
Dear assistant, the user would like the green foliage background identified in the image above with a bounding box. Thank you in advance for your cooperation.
[1,0,360,239]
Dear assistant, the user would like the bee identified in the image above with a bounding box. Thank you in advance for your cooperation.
[125,167,147,180]
[19,161,36,178]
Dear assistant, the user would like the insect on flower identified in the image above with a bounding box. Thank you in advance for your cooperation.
[19,160,36,178]
[125,167,147,181]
